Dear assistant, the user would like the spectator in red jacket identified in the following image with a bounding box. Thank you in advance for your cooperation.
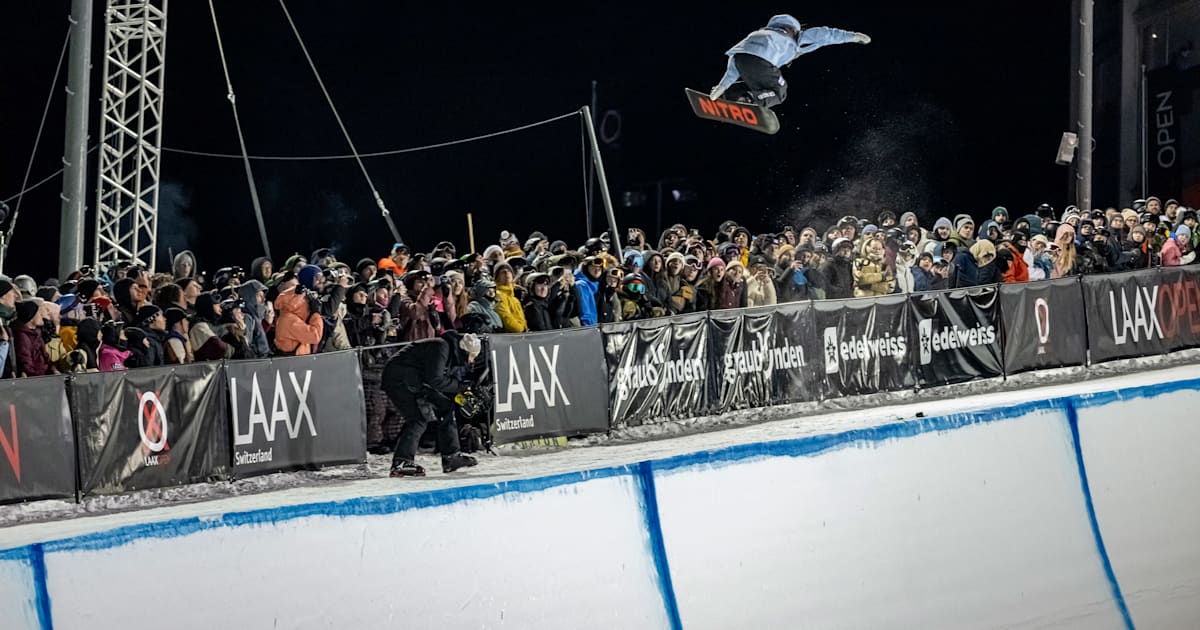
[13,300,53,377]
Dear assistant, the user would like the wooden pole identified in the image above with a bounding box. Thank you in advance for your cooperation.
[467,212,476,254]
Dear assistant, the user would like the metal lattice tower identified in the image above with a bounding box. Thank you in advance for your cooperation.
[93,0,168,271]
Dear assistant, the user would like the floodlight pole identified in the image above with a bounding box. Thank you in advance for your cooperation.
[581,106,620,244]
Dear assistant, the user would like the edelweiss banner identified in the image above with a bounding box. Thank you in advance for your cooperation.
[814,295,913,398]
[909,287,1002,387]
[1000,278,1086,374]
[0,375,75,504]
[707,306,815,413]
[490,328,610,443]
[228,350,367,476]
[603,313,709,427]
[1084,267,1200,362]
[73,363,230,496]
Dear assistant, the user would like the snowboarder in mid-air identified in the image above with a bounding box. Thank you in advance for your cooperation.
[710,14,871,108]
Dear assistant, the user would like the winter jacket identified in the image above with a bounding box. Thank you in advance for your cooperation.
[465,298,502,334]
[952,250,980,288]
[383,336,468,402]
[398,292,440,342]
[669,280,698,314]
[775,267,809,302]
[493,284,527,333]
[853,242,896,297]
[273,290,324,356]
[1161,238,1184,267]
[911,266,933,292]
[574,270,601,326]
[143,329,167,366]
[895,261,915,293]
[98,344,131,372]
[717,276,747,310]
[822,258,855,299]
[165,331,192,364]
[745,274,777,307]
[997,242,1029,283]
[237,281,271,358]
[524,294,565,332]
[14,326,51,377]
[712,16,860,98]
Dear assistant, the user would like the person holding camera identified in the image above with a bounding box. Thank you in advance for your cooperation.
[381,330,483,477]
[523,272,567,331]
[272,282,325,357]
[397,269,441,342]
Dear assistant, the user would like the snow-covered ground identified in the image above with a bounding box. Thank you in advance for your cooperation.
[2,350,1198,549]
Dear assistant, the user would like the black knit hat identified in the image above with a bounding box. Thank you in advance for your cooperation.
[136,305,163,328]
[15,300,40,324]
[164,307,189,330]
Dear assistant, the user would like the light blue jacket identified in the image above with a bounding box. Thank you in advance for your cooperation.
[712,16,861,99]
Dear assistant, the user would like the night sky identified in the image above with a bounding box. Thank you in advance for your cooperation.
[2,1,1070,279]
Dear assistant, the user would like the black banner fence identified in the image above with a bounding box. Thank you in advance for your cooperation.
[490,328,610,444]
[603,313,710,428]
[3,266,1198,504]
[909,286,1003,388]
[1000,278,1087,374]
[228,350,367,477]
[72,363,230,496]
[0,375,76,504]
[814,294,913,398]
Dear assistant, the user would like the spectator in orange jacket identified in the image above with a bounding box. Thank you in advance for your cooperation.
[378,242,410,276]
[273,286,324,356]
[996,238,1029,283]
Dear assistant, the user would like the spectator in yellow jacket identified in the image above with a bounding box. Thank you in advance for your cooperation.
[492,263,528,333]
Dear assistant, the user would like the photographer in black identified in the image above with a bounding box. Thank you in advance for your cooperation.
[381,330,483,477]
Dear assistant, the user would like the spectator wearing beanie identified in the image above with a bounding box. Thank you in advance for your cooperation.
[949,216,976,250]
[356,258,377,285]
[163,306,193,364]
[1161,224,1191,267]
[38,298,69,370]
[98,321,131,372]
[397,269,440,342]
[464,278,502,334]
[696,257,725,311]
[237,280,271,358]
[189,292,233,361]
[573,257,604,326]
[135,305,166,366]
[718,261,748,310]
[491,263,527,333]
[14,300,53,377]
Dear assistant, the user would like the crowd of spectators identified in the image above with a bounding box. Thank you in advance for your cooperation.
[0,195,1194,378]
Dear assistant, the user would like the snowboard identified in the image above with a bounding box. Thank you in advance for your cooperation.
[685,88,780,135]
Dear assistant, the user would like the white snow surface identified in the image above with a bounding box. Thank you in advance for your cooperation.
[1,350,1198,550]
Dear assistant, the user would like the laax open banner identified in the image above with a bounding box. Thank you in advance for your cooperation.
[0,375,75,504]
[227,350,367,476]
[72,363,230,496]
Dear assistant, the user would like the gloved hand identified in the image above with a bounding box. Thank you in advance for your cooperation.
[853,32,871,44]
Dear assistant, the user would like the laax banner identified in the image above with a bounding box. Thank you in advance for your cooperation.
[909,287,1002,387]
[1084,267,1200,362]
[1000,278,1087,374]
[73,363,230,496]
[228,350,367,476]
[490,327,610,444]
[603,313,709,427]
[0,375,75,504]
[814,295,913,398]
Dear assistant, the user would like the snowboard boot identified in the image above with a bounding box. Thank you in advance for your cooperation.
[389,461,426,477]
[441,452,478,474]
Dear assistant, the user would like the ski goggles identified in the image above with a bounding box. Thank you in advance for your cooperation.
[625,281,646,294]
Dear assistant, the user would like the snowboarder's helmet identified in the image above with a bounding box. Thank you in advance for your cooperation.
[767,14,803,40]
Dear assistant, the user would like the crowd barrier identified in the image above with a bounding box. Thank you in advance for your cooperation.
[1,266,1199,504]
[3,370,1198,628]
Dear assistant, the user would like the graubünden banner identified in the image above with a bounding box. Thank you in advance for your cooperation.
[603,313,709,427]
[72,363,230,496]
[909,286,1002,387]
[1000,278,1087,374]
[227,350,367,476]
[490,327,610,443]
[0,375,76,504]
[706,305,817,413]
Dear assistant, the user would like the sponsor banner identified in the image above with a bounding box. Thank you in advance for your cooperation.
[910,287,1002,387]
[1000,278,1087,374]
[73,363,230,496]
[1146,67,1181,200]
[707,308,773,413]
[814,295,913,397]
[1153,266,1200,353]
[0,375,76,504]
[1083,269,1172,363]
[228,350,367,476]
[603,313,709,427]
[768,302,822,405]
[490,327,610,444]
